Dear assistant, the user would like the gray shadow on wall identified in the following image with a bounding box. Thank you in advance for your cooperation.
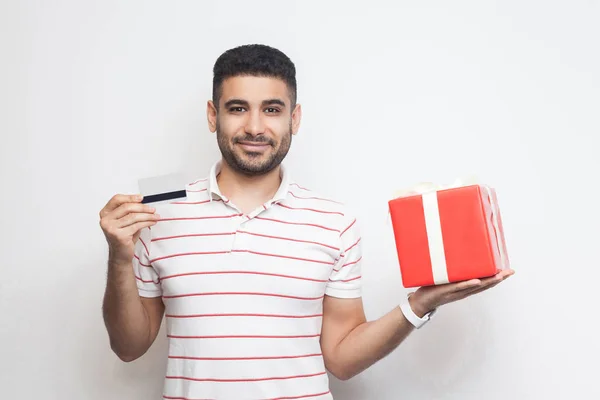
[69,246,169,400]
[328,297,494,399]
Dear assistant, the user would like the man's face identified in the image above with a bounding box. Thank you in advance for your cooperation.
[207,76,301,176]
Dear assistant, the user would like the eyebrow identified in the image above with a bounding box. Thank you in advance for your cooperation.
[262,99,286,108]
[223,98,287,109]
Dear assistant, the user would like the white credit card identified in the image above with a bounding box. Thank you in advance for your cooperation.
[138,173,188,204]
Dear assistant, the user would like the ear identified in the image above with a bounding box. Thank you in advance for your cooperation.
[291,103,302,135]
[207,100,218,133]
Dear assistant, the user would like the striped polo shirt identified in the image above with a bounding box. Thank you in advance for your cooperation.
[133,161,363,400]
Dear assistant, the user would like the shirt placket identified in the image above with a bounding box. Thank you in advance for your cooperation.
[217,194,276,252]
[218,196,248,253]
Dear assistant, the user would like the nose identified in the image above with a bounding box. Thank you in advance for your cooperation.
[244,109,266,137]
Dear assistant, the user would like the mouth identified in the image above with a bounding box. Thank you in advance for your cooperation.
[236,140,272,152]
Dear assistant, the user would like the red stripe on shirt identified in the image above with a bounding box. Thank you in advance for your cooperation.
[288,192,342,204]
[163,390,331,400]
[333,256,362,272]
[134,254,151,267]
[267,391,331,400]
[150,251,230,263]
[135,275,159,284]
[290,183,310,191]
[164,371,326,383]
[167,334,321,340]
[344,237,361,252]
[171,199,214,205]
[166,312,323,319]
[186,188,207,193]
[168,353,322,361]
[158,214,241,222]
[231,249,334,265]
[152,232,235,242]
[160,270,328,283]
[163,292,325,300]
[276,203,344,216]
[340,219,356,237]
[237,230,339,250]
[138,236,149,256]
[255,216,339,232]
[188,178,208,185]
[329,275,361,283]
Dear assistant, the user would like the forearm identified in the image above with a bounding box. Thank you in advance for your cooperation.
[329,305,419,380]
[102,257,151,361]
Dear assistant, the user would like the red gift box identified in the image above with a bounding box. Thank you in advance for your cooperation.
[388,182,510,288]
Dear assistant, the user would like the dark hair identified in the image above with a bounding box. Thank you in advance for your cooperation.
[212,44,297,109]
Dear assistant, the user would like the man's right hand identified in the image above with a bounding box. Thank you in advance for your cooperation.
[99,194,160,264]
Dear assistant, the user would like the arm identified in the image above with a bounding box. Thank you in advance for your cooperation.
[320,270,513,381]
[99,194,164,362]
[320,295,413,381]
[102,259,164,362]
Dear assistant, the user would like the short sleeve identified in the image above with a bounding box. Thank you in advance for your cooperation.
[132,227,162,298]
[325,216,363,298]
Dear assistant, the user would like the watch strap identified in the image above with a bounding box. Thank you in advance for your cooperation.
[399,293,435,329]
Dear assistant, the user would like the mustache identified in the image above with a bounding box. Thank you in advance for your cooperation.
[234,135,275,146]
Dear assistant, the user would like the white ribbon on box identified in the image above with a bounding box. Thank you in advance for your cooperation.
[393,177,508,285]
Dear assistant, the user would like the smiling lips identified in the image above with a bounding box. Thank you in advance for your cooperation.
[237,140,272,152]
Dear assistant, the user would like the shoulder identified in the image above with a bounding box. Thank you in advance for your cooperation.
[148,175,212,221]
[286,182,359,230]
[186,176,210,193]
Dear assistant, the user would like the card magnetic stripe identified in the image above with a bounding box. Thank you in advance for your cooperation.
[141,190,187,204]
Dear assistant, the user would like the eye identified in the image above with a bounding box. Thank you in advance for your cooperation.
[229,107,246,113]
[265,107,280,113]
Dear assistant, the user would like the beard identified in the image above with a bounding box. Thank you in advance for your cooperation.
[216,121,292,177]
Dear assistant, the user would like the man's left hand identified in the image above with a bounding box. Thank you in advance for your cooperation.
[409,268,515,317]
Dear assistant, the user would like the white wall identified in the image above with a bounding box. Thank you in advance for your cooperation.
[1,1,599,399]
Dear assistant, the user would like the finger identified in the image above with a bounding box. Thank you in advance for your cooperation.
[124,220,158,237]
[480,269,513,286]
[455,281,502,299]
[455,272,512,298]
[478,274,503,287]
[447,279,495,299]
[101,194,144,217]
[455,275,500,294]
[111,202,156,220]
[450,279,483,292]
[502,269,516,278]
[115,211,161,229]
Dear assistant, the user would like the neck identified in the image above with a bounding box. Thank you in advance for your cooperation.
[216,160,282,210]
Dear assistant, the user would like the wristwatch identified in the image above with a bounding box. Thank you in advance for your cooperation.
[399,292,436,329]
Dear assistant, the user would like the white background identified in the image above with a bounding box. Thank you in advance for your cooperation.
[1,1,599,399]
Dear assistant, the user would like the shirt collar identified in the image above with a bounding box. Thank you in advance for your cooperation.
[208,160,291,203]
[208,161,224,200]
